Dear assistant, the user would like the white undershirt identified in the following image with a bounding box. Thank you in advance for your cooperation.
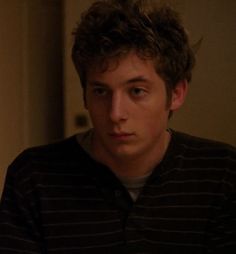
[76,130,151,201]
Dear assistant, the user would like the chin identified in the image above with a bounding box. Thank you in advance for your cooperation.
[109,146,141,160]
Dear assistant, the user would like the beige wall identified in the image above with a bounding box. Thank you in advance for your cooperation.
[63,0,94,134]
[0,0,63,195]
[0,1,25,194]
[169,0,236,145]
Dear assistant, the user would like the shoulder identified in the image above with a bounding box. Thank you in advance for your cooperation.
[164,131,236,200]
[170,130,236,184]
[172,130,236,159]
[7,135,90,180]
[14,135,82,161]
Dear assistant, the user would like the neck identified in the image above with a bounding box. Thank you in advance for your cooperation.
[92,130,171,178]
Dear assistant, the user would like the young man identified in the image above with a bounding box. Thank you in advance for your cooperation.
[0,0,235,253]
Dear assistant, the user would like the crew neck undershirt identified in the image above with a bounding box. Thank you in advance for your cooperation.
[76,129,154,201]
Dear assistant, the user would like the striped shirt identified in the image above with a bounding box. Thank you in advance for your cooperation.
[76,129,151,201]
[0,130,235,253]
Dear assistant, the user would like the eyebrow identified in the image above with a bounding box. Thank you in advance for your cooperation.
[126,76,150,84]
[88,75,150,87]
[87,81,107,87]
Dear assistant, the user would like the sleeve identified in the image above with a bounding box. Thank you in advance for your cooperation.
[0,153,45,254]
[213,148,236,254]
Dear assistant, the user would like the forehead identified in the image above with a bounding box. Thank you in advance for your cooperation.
[86,51,158,83]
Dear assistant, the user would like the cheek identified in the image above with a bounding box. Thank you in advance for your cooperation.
[88,108,107,128]
[138,107,169,130]
[141,98,168,117]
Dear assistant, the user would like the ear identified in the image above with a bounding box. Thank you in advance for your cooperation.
[170,79,188,111]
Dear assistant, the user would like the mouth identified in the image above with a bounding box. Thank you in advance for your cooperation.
[109,132,135,140]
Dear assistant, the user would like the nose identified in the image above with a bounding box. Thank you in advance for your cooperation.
[109,92,128,123]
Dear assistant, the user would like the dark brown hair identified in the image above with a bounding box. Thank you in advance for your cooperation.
[72,0,195,102]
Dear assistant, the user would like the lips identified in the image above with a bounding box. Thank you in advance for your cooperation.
[109,132,134,140]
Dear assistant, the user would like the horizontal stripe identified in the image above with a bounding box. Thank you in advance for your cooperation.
[47,229,122,239]
[1,131,235,253]
[49,241,124,251]
[0,248,38,254]
[44,219,120,227]
[127,238,205,247]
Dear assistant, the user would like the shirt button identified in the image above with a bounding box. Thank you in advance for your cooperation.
[115,190,122,197]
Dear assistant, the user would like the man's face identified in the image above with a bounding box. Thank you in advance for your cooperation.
[85,51,185,161]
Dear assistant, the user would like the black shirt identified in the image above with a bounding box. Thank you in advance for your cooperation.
[0,131,235,253]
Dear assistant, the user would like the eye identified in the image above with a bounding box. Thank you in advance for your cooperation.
[92,86,108,96]
[130,87,147,97]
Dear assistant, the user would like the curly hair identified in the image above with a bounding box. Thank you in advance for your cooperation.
[72,0,195,102]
